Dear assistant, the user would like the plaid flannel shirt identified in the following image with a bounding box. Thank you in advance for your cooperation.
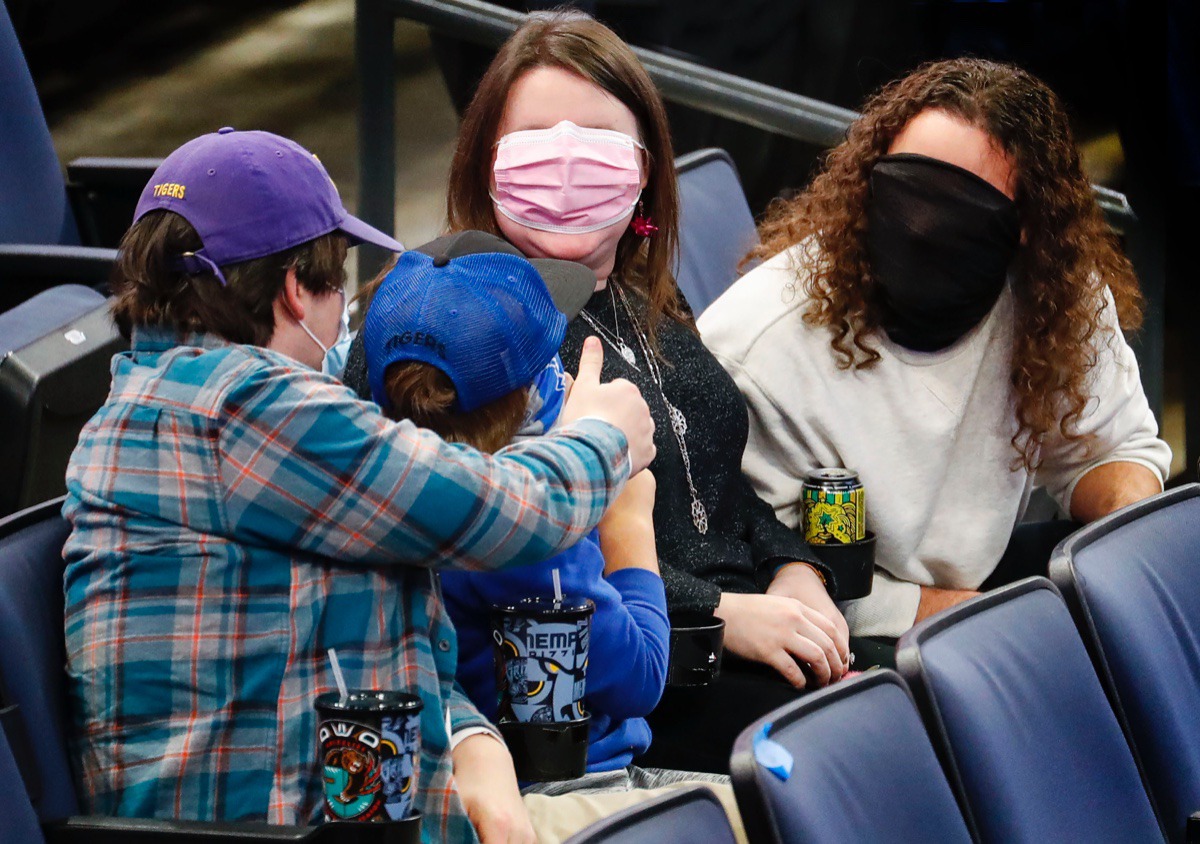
[62,327,628,842]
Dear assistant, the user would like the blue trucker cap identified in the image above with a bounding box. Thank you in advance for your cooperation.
[362,232,593,412]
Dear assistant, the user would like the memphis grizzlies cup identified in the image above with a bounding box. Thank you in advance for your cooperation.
[315,690,422,823]
[491,597,594,780]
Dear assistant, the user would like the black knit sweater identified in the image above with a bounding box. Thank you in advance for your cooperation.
[559,284,842,615]
[340,286,844,615]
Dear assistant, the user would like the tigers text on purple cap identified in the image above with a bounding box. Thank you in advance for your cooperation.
[134,127,403,284]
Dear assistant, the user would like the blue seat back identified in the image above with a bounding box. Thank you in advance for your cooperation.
[0,284,106,358]
[730,670,972,844]
[563,786,736,844]
[0,3,79,247]
[674,149,758,317]
[897,578,1161,843]
[0,497,78,821]
[1051,484,1200,842]
[0,719,46,843]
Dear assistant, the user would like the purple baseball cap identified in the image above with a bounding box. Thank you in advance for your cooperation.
[134,127,403,284]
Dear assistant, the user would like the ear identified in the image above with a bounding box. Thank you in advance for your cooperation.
[639,148,651,191]
[278,267,305,322]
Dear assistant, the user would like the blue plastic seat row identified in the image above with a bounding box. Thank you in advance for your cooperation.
[719,484,1200,844]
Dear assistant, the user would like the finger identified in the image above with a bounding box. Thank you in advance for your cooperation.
[787,634,834,686]
[573,336,604,388]
[800,607,846,678]
[767,649,808,689]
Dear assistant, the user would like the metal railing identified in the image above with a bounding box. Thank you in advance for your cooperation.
[355,0,1138,242]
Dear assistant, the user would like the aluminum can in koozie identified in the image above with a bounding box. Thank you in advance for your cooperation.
[316,690,422,822]
[802,468,866,544]
[492,597,594,723]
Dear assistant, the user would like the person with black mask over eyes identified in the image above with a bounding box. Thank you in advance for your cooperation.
[699,59,1171,657]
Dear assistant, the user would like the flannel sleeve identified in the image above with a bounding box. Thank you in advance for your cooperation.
[216,364,630,571]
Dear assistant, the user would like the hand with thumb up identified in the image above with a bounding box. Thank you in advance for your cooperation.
[559,336,656,474]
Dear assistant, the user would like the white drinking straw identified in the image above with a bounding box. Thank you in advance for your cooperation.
[328,648,348,702]
[552,568,563,603]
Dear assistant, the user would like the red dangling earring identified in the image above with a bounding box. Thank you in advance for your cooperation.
[631,200,658,238]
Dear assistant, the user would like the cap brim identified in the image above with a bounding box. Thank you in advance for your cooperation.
[413,230,522,261]
[410,229,594,321]
[338,212,405,253]
[528,258,595,321]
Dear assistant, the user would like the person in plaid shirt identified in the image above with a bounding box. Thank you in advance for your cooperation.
[62,128,655,843]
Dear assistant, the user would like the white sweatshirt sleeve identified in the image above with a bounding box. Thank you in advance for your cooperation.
[1035,289,1172,513]
[839,569,923,639]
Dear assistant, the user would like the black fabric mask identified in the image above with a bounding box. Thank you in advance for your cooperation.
[867,153,1020,352]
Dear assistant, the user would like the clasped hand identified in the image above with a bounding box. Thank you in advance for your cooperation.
[715,564,851,689]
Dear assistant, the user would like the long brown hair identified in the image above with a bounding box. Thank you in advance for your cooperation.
[753,58,1142,469]
[445,11,687,340]
[110,210,347,346]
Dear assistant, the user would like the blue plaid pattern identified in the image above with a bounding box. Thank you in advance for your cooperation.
[63,327,628,842]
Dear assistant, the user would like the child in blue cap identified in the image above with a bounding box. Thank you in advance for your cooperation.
[361,231,679,782]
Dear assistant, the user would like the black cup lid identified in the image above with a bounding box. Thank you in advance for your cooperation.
[315,690,424,714]
[492,596,595,620]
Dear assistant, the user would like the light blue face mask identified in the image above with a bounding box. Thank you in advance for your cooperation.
[296,289,351,376]
[323,303,353,378]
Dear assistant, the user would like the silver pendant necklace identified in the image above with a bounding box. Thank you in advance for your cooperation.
[612,283,709,535]
[579,284,638,369]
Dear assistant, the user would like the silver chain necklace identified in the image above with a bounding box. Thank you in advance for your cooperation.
[611,283,709,535]
[578,284,639,369]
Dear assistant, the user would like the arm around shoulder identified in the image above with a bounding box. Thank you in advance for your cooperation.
[217,363,630,571]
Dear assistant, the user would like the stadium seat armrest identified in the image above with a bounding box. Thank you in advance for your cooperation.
[42,815,422,843]
[65,158,161,249]
[0,244,118,283]
[66,157,162,190]
[42,817,319,843]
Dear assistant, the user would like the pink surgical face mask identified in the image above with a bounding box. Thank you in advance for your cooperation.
[492,120,643,235]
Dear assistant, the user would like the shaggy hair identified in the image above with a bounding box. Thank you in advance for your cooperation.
[752,57,1142,469]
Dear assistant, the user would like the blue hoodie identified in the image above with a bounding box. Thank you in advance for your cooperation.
[441,536,669,772]
[440,358,670,772]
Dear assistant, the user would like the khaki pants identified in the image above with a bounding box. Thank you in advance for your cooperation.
[522,773,746,844]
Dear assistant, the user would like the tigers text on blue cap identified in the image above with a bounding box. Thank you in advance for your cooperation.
[363,250,567,412]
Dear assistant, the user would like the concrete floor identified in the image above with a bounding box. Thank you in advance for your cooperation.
[47,0,456,293]
[44,0,1188,479]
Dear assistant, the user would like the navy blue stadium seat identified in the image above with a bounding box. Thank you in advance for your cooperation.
[729,670,972,844]
[0,720,46,844]
[674,149,759,318]
[0,285,127,517]
[897,578,1163,843]
[1050,484,1200,843]
[0,499,416,843]
[0,497,77,823]
[0,2,156,312]
[563,786,736,844]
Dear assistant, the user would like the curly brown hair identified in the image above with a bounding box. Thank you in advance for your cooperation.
[445,11,688,343]
[752,57,1142,469]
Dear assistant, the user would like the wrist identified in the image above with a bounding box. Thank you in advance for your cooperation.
[770,561,827,592]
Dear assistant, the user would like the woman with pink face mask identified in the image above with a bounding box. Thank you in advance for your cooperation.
[440,12,860,777]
